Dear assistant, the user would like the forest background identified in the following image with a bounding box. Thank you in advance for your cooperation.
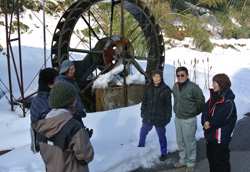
[0,0,250,53]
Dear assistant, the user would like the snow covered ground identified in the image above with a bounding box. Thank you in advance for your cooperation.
[0,9,250,172]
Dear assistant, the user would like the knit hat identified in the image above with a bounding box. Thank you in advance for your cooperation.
[49,82,77,109]
[152,69,163,78]
[59,60,74,74]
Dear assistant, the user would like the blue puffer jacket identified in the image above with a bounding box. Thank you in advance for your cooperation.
[58,74,84,121]
[30,91,51,124]
[201,89,237,144]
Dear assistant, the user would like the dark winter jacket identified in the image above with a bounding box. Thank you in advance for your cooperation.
[201,89,237,144]
[30,91,51,124]
[32,109,94,172]
[172,80,205,119]
[140,81,172,127]
[59,74,84,121]
[30,91,52,152]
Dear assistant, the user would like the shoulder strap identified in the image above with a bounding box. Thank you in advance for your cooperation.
[37,118,83,150]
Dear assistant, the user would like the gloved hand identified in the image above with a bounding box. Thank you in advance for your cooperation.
[82,109,87,118]
[83,124,93,138]
[84,127,93,138]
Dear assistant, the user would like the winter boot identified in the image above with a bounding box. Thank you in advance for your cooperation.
[159,154,168,161]
[137,144,144,147]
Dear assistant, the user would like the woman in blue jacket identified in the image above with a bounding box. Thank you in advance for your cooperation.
[202,73,237,172]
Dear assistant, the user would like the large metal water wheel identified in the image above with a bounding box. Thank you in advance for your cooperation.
[51,0,165,112]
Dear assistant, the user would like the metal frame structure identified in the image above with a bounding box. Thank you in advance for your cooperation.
[3,0,129,116]
[4,0,26,117]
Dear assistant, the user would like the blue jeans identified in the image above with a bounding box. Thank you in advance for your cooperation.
[138,120,167,155]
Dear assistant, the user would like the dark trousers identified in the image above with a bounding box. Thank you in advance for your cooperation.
[206,141,230,172]
[139,120,167,154]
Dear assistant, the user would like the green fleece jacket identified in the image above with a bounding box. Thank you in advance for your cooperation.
[172,80,205,119]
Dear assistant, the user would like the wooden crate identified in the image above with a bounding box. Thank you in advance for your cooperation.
[95,84,147,111]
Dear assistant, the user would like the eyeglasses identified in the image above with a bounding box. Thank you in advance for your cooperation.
[69,68,75,71]
[177,74,185,78]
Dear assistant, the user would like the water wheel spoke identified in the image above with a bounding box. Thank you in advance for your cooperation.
[89,11,108,37]
[69,39,90,57]
[131,23,151,44]
[130,57,148,79]
[126,23,140,38]
[69,48,103,54]
[81,15,100,40]
[134,56,158,62]
[110,0,116,37]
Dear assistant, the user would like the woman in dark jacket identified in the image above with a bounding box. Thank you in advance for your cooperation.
[201,73,237,172]
[30,68,59,153]
[138,69,172,161]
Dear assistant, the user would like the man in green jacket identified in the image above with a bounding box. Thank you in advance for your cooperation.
[172,67,205,172]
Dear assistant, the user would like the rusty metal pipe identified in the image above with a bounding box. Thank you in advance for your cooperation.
[121,0,127,107]
[16,0,25,117]
[4,0,14,111]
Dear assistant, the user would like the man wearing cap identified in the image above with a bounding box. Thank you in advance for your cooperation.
[138,69,172,161]
[59,59,86,124]
[32,82,94,172]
